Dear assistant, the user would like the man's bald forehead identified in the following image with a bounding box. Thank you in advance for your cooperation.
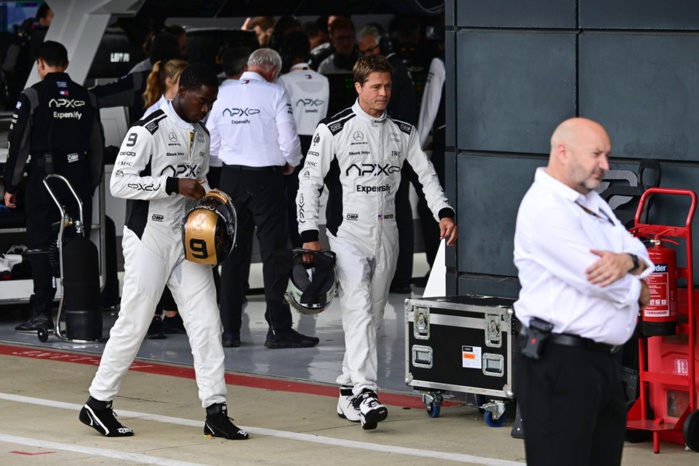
[551,117,607,148]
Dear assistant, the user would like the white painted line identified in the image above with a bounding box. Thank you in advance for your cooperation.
[0,433,207,466]
[0,393,522,466]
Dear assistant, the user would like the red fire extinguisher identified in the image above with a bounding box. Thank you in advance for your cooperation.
[641,236,678,336]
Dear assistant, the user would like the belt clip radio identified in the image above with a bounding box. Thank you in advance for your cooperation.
[520,317,554,360]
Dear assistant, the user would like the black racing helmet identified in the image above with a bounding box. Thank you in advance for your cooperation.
[182,189,237,265]
[285,249,338,315]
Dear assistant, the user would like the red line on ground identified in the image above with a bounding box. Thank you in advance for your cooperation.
[10,451,55,456]
[0,344,427,408]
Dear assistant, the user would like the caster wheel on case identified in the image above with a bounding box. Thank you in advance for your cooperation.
[485,410,506,427]
[426,402,441,418]
[37,326,49,342]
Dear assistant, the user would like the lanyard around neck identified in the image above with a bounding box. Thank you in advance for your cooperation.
[575,201,615,226]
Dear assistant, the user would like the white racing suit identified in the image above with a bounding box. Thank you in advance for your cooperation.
[89,102,227,408]
[297,101,454,395]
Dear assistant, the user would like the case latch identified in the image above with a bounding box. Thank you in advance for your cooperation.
[413,306,430,340]
[485,313,501,348]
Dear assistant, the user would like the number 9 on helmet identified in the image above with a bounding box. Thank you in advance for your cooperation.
[182,189,237,266]
[285,249,338,315]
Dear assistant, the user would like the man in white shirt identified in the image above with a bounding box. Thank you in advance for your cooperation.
[206,48,318,349]
[513,118,652,465]
[277,31,329,247]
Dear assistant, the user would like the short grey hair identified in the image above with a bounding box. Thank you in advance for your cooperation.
[247,48,282,73]
[357,25,382,43]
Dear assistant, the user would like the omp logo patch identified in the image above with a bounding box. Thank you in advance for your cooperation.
[151,214,164,222]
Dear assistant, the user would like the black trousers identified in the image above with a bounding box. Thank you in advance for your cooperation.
[416,134,445,268]
[25,159,92,317]
[391,166,414,288]
[219,165,292,334]
[514,341,626,466]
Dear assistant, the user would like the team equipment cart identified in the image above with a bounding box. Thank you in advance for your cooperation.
[627,187,699,453]
[405,295,516,425]
[36,174,102,343]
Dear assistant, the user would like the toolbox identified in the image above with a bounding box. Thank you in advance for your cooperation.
[405,295,517,425]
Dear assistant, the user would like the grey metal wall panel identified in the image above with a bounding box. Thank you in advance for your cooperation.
[457,153,544,277]
[456,31,577,153]
[445,151,458,269]
[445,30,456,149]
[457,0,576,29]
[457,275,521,299]
[445,0,455,30]
[447,272,458,296]
[579,32,699,161]
[580,0,699,30]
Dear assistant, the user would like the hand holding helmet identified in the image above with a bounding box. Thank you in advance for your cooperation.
[182,189,237,265]
[178,178,206,200]
[285,248,338,315]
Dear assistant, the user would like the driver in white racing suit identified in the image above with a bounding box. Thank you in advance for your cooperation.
[80,64,248,440]
[297,55,458,430]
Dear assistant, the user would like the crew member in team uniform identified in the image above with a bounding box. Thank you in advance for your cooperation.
[4,41,103,332]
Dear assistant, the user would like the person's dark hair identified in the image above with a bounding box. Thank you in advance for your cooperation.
[270,15,302,51]
[315,16,329,34]
[302,21,321,39]
[221,47,250,77]
[353,54,393,86]
[36,40,68,68]
[178,63,219,90]
[329,16,354,36]
[389,16,421,44]
[36,2,51,20]
[280,31,310,63]
[149,31,180,65]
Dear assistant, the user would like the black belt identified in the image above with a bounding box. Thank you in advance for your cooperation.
[224,164,281,172]
[550,333,621,355]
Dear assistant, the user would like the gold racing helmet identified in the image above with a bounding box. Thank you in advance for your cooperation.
[182,189,237,265]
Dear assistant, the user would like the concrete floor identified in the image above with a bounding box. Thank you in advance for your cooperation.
[0,261,697,464]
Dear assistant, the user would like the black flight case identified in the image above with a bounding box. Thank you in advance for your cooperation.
[405,295,518,426]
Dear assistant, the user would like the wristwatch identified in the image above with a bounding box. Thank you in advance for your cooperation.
[628,253,639,273]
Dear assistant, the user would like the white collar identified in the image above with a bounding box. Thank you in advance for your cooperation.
[352,99,386,124]
[164,100,194,130]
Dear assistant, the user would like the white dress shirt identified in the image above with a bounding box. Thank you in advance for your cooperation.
[276,63,329,136]
[206,71,302,168]
[514,168,653,345]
